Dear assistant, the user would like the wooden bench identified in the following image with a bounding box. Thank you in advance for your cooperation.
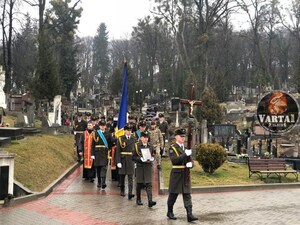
[248,158,298,182]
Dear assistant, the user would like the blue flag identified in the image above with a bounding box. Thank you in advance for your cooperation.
[116,63,128,136]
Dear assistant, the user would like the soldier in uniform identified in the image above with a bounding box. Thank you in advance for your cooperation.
[128,115,137,133]
[92,120,113,189]
[167,128,198,222]
[115,123,137,199]
[149,121,164,170]
[73,112,87,162]
[158,113,169,157]
[90,115,99,130]
[85,112,92,122]
[134,121,147,139]
[132,131,156,207]
[78,121,96,182]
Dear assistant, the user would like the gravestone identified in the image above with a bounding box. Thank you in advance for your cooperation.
[0,151,15,201]
[48,95,62,126]
[0,66,6,108]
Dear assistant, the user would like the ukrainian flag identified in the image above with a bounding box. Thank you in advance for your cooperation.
[115,62,128,137]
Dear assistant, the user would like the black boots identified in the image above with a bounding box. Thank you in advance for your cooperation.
[128,185,135,200]
[120,186,125,197]
[186,206,198,222]
[146,184,156,207]
[167,205,177,220]
[101,177,106,189]
[136,185,143,205]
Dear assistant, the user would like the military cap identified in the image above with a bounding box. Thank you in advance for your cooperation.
[77,112,83,117]
[174,128,186,136]
[124,123,133,130]
[85,112,91,116]
[138,121,147,127]
[140,131,149,138]
[91,115,99,121]
[99,120,106,126]
[158,113,164,118]
[128,115,134,120]
[107,116,113,121]
[100,116,106,120]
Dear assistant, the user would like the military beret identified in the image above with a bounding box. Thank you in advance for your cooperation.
[124,123,133,130]
[158,113,164,118]
[174,128,186,136]
[140,131,149,138]
[99,120,106,126]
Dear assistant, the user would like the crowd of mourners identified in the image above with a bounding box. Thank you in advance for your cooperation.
[73,111,198,222]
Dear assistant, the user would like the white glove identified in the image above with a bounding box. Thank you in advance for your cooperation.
[150,157,155,162]
[185,149,192,156]
[186,162,193,168]
[117,163,122,168]
[141,157,146,162]
[165,140,168,143]
[74,131,76,135]
[91,155,95,159]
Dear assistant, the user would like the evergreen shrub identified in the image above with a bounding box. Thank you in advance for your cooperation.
[195,143,227,174]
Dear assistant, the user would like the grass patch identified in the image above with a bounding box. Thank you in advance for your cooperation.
[161,158,298,187]
[3,134,76,192]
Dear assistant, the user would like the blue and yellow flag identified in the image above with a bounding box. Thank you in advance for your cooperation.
[115,63,128,137]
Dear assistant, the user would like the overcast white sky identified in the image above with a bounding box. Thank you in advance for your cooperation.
[77,0,152,39]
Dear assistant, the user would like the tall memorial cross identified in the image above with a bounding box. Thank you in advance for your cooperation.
[180,83,202,149]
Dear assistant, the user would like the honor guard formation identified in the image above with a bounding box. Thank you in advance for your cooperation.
[73,112,198,222]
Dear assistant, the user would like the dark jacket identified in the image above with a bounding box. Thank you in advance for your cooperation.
[92,130,113,167]
[168,143,193,193]
[132,141,154,184]
[115,135,137,175]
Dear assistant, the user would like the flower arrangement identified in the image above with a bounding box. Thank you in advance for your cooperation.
[236,153,249,159]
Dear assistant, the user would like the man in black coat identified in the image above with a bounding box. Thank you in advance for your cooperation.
[167,128,198,222]
[73,112,87,162]
[115,123,137,199]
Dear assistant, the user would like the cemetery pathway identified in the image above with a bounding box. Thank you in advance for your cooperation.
[1,165,300,225]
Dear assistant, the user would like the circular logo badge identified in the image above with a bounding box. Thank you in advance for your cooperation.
[257,91,299,133]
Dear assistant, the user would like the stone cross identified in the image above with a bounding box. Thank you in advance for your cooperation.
[180,83,202,148]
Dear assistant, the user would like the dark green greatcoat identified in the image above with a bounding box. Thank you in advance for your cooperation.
[168,143,193,194]
[132,141,154,184]
[115,135,137,175]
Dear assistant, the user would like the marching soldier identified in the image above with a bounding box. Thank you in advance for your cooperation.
[158,113,169,157]
[132,131,156,207]
[149,121,164,170]
[73,112,87,162]
[115,123,137,199]
[167,128,198,222]
[92,120,113,189]
[134,121,147,139]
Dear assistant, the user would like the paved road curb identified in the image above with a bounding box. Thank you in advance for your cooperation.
[3,162,81,207]
[158,169,300,194]
[3,162,300,207]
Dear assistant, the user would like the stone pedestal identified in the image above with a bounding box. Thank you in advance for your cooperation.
[0,151,15,200]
